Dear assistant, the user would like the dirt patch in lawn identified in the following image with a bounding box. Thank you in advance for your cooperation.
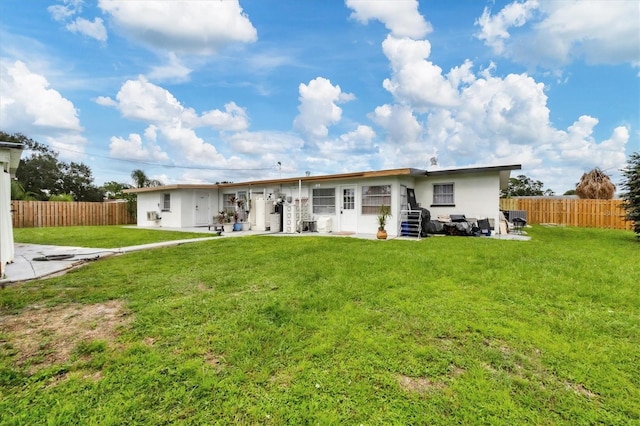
[0,300,130,372]
[397,374,446,394]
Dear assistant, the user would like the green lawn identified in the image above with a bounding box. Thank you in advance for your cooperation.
[1,226,638,424]
[13,225,215,248]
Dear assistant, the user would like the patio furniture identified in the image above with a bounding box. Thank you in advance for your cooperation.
[512,217,527,234]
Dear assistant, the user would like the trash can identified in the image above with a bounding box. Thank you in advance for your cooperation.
[270,213,281,232]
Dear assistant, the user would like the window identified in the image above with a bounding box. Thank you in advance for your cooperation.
[223,193,236,214]
[237,191,248,209]
[312,188,335,214]
[162,193,171,211]
[342,187,355,210]
[361,185,391,214]
[432,183,454,205]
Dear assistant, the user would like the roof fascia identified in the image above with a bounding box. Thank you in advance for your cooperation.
[425,164,521,177]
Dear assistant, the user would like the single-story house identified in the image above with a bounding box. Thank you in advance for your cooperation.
[125,164,521,237]
[1,142,25,277]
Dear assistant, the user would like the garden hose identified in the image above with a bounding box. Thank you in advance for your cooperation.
[32,254,100,262]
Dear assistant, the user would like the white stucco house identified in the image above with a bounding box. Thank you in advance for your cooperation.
[1,142,24,277]
[126,164,521,237]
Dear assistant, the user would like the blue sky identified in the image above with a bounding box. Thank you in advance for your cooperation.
[1,0,638,194]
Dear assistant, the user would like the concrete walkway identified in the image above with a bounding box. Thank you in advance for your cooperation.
[1,238,218,285]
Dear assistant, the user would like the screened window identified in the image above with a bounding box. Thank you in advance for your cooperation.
[432,183,454,205]
[361,185,391,214]
[162,193,171,211]
[313,188,336,214]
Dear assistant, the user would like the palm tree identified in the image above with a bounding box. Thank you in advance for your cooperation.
[131,169,163,188]
[575,168,616,199]
[10,180,37,200]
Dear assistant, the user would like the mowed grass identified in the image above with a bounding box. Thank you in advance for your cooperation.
[1,226,638,424]
[13,225,215,248]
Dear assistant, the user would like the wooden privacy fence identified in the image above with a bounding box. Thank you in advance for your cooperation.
[500,198,631,230]
[11,201,135,228]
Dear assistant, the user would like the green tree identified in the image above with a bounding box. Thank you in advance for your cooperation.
[6,132,62,200]
[2,131,105,201]
[101,181,132,199]
[49,193,74,201]
[60,162,104,202]
[127,169,163,221]
[620,152,640,238]
[10,180,37,200]
[131,169,163,188]
[501,174,554,197]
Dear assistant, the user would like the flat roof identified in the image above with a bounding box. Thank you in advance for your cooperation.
[0,141,26,150]
[124,164,522,194]
[426,164,521,176]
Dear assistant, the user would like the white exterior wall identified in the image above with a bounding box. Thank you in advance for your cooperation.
[136,192,163,227]
[301,177,407,236]
[136,189,219,228]
[1,170,13,276]
[1,146,23,276]
[415,172,502,231]
[132,169,508,235]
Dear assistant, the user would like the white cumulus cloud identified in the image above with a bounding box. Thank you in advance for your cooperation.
[381,35,459,109]
[146,52,192,82]
[104,76,252,166]
[200,102,249,132]
[66,17,107,42]
[475,0,540,54]
[0,60,82,132]
[476,0,640,68]
[49,0,107,42]
[97,0,257,55]
[109,131,170,163]
[294,77,355,140]
[224,131,304,155]
[345,0,432,39]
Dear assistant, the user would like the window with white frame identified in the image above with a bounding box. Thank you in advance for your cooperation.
[361,185,391,214]
[237,191,247,209]
[432,183,454,205]
[162,193,171,211]
[223,193,236,214]
[312,188,335,214]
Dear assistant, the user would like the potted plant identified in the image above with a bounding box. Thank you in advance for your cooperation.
[376,205,391,240]
[216,210,230,233]
[218,209,233,233]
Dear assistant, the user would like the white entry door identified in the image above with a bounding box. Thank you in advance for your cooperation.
[195,192,210,226]
[339,185,357,232]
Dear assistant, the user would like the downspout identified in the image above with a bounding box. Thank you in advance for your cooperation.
[299,179,302,232]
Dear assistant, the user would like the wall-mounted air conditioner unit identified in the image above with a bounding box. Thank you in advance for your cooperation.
[146,211,160,221]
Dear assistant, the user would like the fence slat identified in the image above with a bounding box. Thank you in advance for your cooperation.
[11,201,135,228]
[500,198,631,230]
